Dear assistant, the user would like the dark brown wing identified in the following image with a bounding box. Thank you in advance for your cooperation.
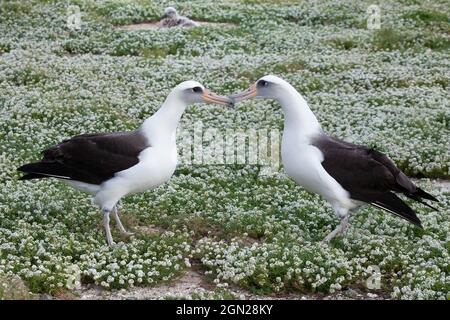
[18,131,149,185]
[312,135,438,227]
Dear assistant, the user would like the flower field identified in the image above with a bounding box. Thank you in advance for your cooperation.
[0,0,448,299]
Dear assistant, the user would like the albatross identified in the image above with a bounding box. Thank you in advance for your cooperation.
[18,81,232,246]
[230,75,438,242]
[159,7,199,28]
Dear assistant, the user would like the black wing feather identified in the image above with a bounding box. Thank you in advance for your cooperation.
[18,131,149,185]
[369,193,422,227]
[312,135,438,227]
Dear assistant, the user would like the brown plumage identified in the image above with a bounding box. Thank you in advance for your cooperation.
[312,134,438,227]
[18,131,149,185]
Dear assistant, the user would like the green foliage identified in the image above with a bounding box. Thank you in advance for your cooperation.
[0,0,448,300]
[402,10,448,24]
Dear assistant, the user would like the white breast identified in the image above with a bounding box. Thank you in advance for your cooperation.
[92,144,177,210]
[281,133,351,208]
[116,145,177,194]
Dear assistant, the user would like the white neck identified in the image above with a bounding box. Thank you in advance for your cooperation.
[276,84,321,138]
[140,91,187,145]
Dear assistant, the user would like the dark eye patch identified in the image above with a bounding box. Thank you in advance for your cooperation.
[257,80,268,87]
[192,86,203,93]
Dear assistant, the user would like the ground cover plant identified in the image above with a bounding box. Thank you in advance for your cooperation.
[0,0,448,299]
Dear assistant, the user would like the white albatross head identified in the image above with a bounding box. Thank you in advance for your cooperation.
[229,75,321,134]
[163,7,178,19]
[229,75,295,103]
[170,80,233,107]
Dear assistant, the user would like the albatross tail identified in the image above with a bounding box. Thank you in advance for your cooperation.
[371,192,423,228]
[18,172,46,180]
[17,162,71,180]
[413,187,439,202]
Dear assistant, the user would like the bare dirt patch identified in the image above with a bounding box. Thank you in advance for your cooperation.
[115,21,236,31]
[70,265,387,300]
[432,179,450,190]
[135,224,166,235]
[75,270,208,300]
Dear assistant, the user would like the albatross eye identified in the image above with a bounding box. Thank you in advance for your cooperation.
[258,80,269,87]
[192,86,203,93]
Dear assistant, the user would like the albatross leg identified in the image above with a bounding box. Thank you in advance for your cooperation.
[322,215,350,243]
[112,206,134,237]
[102,208,115,246]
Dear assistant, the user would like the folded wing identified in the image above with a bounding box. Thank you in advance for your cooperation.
[312,135,438,227]
[18,131,149,185]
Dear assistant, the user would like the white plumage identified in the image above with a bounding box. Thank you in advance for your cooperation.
[230,75,437,242]
[18,81,232,246]
[159,7,199,29]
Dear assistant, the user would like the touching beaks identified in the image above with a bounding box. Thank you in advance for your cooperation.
[202,89,234,107]
[228,83,257,104]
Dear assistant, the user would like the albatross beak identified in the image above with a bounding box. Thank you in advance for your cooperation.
[202,89,234,107]
[228,83,257,104]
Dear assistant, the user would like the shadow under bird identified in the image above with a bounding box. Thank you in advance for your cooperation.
[18,81,232,246]
[230,75,438,242]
